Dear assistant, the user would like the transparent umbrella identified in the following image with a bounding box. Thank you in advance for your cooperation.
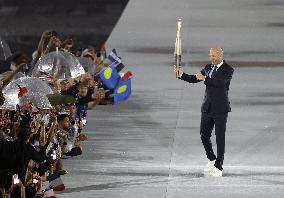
[77,57,96,74]
[0,77,56,110]
[0,36,12,61]
[19,92,52,109]
[32,50,85,80]
[0,71,25,82]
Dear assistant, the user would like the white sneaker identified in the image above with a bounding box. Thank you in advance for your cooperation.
[204,160,215,174]
[209,166,222,177]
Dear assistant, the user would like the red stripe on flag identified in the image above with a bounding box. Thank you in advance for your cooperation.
[53,184,65,192]
[122,71,133,80]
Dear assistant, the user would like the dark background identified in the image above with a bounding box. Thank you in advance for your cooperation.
[0,0,128,56]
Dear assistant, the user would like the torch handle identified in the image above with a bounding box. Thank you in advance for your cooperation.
[175,55,181,78]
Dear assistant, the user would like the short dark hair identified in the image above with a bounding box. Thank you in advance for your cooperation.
[17,127,32,142]
[9,51,28,65]
[77,80,89,89]
[19,115,32,128]
[57,114,69,123]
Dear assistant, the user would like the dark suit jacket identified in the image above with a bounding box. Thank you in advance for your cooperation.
[179,60,234,113]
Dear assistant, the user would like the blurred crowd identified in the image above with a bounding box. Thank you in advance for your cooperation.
[0,30,131,197]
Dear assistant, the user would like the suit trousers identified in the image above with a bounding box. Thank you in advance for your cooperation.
[200,111,228,170]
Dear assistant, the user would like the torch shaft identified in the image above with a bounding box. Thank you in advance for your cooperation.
[174,19,182,78]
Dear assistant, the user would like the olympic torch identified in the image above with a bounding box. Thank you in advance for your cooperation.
[174,19,182,78]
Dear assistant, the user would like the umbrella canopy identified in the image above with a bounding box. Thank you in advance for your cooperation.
[0,71,25,82]
[31,50,85,80]
[0,77,55,110]
[0,36,12,61]
[77,57,96,74]
[19,92,52,110]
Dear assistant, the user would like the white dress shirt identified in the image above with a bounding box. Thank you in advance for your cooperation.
[215,60,224,70]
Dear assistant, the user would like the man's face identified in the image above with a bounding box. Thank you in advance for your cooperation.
[64,45,72,52]
[78,86,88,97]
[63,117,72,129]
[67,105,76,116]
[84,55,94,62]
[209,48,222,65]
[60,81,69,91]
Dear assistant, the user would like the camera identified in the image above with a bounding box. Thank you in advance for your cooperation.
[12,174,20,185]
[33,139,40,147]
[32,172,39,184]
[82,118,87,126]
[32,178,39,184]
[51,149,56,160]
[22,63,30,75]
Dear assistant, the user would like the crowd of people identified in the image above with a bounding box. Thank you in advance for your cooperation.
[0,30,130,197]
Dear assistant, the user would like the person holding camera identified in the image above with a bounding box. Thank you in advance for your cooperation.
[0,125,45,193]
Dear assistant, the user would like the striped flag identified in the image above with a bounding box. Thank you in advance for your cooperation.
[108,49,125,72]
[47,172,65,192]
[43,181,57,198]
[122,71,133,81]
[115,62,125,73]
[108,48,121,63]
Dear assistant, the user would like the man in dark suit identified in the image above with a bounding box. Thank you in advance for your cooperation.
[173,46,234,177]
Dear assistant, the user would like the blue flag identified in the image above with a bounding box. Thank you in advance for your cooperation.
[98,62,120,89]
[114,78,132,104]
[108,48,121,63]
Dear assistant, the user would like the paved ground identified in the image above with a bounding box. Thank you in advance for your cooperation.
[59,0,284,197]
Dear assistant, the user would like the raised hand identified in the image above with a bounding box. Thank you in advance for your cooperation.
[93,89,105,101]
[172,65,182,77]
[42,31,53,39]
[195,71,206,81]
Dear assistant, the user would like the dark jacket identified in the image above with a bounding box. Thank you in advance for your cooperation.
[179,60,234,113]
[0,140,45,182]
[60,84,78,97]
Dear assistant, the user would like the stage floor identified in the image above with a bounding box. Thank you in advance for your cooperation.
[60,0,284,197]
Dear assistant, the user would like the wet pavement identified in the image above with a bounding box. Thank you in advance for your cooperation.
[60,0,284,197]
